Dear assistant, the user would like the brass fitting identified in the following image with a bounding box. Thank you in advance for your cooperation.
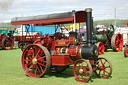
[85,8,93,12]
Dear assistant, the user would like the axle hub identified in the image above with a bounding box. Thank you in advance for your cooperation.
[79,69,83,74]
[32,58,37,64]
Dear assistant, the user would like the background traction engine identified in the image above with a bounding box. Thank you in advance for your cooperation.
[0,33,14,50]
[124,43,128,57]
[20,8,112,83]
[94,25,123,55]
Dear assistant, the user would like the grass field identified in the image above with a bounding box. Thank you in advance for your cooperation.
[0,48,128,85]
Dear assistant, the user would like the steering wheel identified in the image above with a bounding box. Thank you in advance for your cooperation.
[54,32,66,39]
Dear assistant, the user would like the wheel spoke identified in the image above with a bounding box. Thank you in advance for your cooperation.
[26,62,33,67]
[36,65,41,74]
[38,62,46,67]
[81,62,83,69]
[99,70,101,75]
[32,47,35,58]
[75,69,79,71]
[78,74,81,78]
[32,65,35,73]
[37,56,46,62]
[35,65,38,75]
[85,73,89,79]
[81,74,84,80]
[104,66,110,69]
[27,55,32,60]
[24,59,31,62]
[77,63,81,67]
[40,66,44,73]
[104,70,110,75]
[100,59,104,66]
[103,60,106,66]
[35,49,41,58]
[103,70,105,77]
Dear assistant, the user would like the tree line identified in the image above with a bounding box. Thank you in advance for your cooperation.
[0,19,128,28]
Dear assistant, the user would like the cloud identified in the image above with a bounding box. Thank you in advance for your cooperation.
[0,0,14,12]
[0,0,128,23]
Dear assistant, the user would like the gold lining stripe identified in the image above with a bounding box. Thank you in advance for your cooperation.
[79,48,83,59]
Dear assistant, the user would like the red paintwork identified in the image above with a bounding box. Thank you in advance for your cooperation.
[11,11,87,26]
[67,48,77,56]
[115,34,123,52]
[55,40,69,47]
[125,22,128,27]
[69,36,75,45]
[12,17,74,25]
[33,39,42,45]
[51,40,55,50]
[52,55,74,65]
[0,41,2,46]
[75,11,86,23]
[98,42,105,55]
[15,35,44,42]
[89,60,94,64]
[0,34,7,40]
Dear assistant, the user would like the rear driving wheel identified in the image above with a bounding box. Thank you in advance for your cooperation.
[22,44,51,77]
[124,46,128,57]
[111,34,123,52]
[2,37,14,50]
[94,57,112,79]
[73,59,92,83]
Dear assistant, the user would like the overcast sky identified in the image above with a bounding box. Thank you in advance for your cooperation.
[0,0,128,23]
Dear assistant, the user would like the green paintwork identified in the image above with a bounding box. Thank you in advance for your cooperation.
[96,34,107,42]
[0,30,18,35]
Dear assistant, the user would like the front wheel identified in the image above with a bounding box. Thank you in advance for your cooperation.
[94,57,112,79]
[73,59,92,83]
[96,42,105,55]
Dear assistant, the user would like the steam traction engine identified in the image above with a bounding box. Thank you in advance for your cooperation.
[11,8,112,83]
[94,25,123,55]
[0,33,14,50]
[124,22,128,57]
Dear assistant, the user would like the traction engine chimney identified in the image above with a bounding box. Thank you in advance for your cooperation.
[85,8,93,46]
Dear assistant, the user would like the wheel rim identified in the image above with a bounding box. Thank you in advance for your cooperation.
[73,59,92,83]
[111,34,123,52]
[2,37,14,50]
[18,42,25,49]
[33,39,42,45]
[22,44,51,78]
[97,42,105,55]
[0,33,7,40]
[94,57,112,79]
[124,46,128,57]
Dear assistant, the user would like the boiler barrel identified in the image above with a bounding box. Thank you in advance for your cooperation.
[94,34,107,42]
[57,45,98,60]
[80,45,98,60]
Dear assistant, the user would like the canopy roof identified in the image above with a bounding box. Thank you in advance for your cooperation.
[11,10,86,26]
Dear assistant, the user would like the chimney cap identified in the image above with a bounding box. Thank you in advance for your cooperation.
[85,8,93,12]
